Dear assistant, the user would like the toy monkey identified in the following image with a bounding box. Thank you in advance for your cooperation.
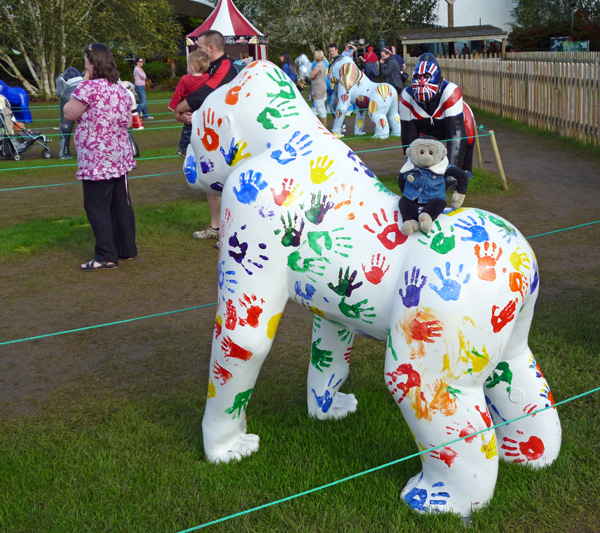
[398,136,469,235]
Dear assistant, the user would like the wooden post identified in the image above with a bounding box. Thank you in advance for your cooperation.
[475,129,483,168]
[489,130,508,190]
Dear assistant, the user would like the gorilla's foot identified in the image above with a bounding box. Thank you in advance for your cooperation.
[204,432,260,464]
[309,392,358,420]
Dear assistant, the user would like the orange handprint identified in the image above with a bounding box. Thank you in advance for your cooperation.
[333,183,355,210]
[474,241,503,281]
[225,73,252,105]
[409,317,442,343]
[200,108,222,152]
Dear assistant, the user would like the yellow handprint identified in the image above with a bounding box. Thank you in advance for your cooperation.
[510,247,531,274]
[231,141,251,167]
[310,155,335,184]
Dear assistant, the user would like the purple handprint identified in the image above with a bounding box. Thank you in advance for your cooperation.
[269,131,313,164]
[328,267,363,297]
[277,212,305,247]
[233,169,267,204]
[429,261,470,301]
[346,149,375,177]
[305,191,334,225]
[227,226,269,275]
[455,215,489,243]
[399,267,427,308]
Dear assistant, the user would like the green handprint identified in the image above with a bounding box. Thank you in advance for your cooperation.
[257,101,299,130]
[307,230,332,256]
[311,338,333,372]
[266,69,297,103]
[287,250,328,282]
[224,388,254,419]
[418,221,456,254]
[485,361,513,392]
[328,267,363,297]
[339,296,376,323]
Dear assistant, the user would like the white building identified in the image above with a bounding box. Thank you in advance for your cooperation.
[436,0,516,32]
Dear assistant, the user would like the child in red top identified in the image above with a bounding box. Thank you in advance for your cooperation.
[169,51,210,156]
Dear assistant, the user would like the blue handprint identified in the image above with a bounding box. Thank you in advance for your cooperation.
[455,215,489,242]
[403,475,449,512]
[429,261,470,301]
[233,169,268,204]
[294,281,316,302]
[269,131,313,164]
[218,260,237,294]
[311,373,343,413]
[399,267,427,308]
[183,155,197,184]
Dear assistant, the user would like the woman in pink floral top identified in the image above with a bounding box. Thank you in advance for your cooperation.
[64,43,137,271]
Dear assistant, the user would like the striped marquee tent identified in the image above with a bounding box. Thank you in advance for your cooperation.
[185,0,268,61]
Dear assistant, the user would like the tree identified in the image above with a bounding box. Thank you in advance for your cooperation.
[0,0,182,96]
[235,0,437,54]
[509,0,600,50]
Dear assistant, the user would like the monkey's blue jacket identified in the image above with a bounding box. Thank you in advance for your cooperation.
[399,157,449,203]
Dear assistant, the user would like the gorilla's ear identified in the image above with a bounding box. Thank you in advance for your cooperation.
[440,143,447,160]
[222,114,234,130]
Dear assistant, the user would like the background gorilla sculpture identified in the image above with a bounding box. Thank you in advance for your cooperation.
[400,53,475,174]
[183,60,561,518]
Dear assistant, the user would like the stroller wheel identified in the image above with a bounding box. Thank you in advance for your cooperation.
[43,150,52,159]
[13,153,21,161]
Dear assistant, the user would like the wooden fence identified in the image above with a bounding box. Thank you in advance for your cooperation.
[406,57,600,147]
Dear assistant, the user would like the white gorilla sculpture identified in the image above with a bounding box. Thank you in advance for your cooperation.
[183,60,561,517]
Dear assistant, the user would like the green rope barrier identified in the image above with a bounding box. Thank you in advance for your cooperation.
[0,302,216,346]
[177,386,600,532]
[0,219,597,346]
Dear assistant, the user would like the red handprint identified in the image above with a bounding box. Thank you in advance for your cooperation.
[430,445,458,467]
[200,108,222,152]
[238,293,264,328]
[491,299,517,332]
[225,299,238,330]
[445,421,477,443]
[221,336,253,361]
[214,315,222,338]
[363,209,408,250]
[225,73,252,105]
[344,345,352,364]
[385,363,421,404]
[501,430,545,462]
[212,361,233,385]
[361,253,390,285]
[270,177,299,206]
[475,404,492,427]
[474,241,503,281]
[409,318,442,343]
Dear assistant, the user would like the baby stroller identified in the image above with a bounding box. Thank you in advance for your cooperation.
[0,95,52,161]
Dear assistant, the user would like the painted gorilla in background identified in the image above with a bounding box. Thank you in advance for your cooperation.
[399,54,475,174]
[56,67,139,159]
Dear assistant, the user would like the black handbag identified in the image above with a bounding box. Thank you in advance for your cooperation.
[400,70,409,83]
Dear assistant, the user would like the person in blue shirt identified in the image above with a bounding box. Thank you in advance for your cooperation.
[279,51,297,82]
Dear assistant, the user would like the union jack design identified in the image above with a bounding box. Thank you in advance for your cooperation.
[412,61,440,103]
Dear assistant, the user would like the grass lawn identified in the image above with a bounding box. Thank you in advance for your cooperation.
[0,90,599,532]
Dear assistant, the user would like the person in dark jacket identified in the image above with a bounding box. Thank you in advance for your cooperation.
[175,30,238,241]
[380,46,403,98]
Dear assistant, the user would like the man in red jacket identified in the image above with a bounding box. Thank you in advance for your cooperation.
[176,30,238,241]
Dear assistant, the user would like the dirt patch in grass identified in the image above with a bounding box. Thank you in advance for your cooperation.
[1,110,599,419]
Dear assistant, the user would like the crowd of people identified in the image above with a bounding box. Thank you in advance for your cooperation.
[63,33,469,271]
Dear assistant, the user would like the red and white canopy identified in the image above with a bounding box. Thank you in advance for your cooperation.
[187,0,262,38]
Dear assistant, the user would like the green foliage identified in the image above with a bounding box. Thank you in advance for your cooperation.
[509,0,600,50]
[0,0,182,96]
[143,61,171,83]
[234,0,438,52]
